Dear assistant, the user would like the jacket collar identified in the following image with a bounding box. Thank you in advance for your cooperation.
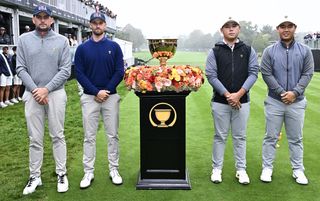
[280,39,295,49]
[34,28,54,38]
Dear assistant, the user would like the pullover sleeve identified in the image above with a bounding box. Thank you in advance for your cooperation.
[205,49,228,95]
[292,47,314,96]
[75,46,100,96]
[242,47,259,91]
[260,47,286,95]
[106,44,124,92]
[45,39,71,92]
[16,38,38,92]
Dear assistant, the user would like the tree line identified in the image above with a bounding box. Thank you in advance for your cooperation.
[115,21,308,54]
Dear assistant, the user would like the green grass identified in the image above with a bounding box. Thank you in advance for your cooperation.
[0,52,319,201]
[134,51,208,67]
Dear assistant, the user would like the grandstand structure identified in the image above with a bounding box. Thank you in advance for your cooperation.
[0,0,134,67]
[0,0,117,45]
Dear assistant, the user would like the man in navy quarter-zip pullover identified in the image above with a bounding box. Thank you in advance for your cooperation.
[75,11,124,189]
[260,16,314,185]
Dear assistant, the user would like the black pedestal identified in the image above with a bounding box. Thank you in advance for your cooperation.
[135,91,191,190]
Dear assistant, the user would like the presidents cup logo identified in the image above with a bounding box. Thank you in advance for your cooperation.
[149,102,177,128]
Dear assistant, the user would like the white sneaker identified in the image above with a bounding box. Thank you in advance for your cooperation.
[293,170,308,185]
[11,98,19,103]
[0,102,8,108]
[260,168,273,183]
[236,170,250,184]
[4,100,14,105]
[57,174,69,193]
[80,173,94,189]
[23,176,42,195]
[210,168,222,183]
[18,97,22,101]
[109,169,123,185]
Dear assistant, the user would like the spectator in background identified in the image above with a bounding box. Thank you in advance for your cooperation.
[24,25,31,33]
[0,27,11,44]
[0,46,13,108]
[68,34,73,46]
[11,46,22,102]
[68,34,78,47]
[72,35,78,46]
[303,34,312,46]
[82,36,88,42]
[313,32,319,48]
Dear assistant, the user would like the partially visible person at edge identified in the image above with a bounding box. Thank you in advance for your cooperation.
[260,16,314,185]
[75,11,124,189]
[10,46,23,103]
[0,27,11,44]
[16,4,71,195]
[0,46,13,108]
[205,17,259,185]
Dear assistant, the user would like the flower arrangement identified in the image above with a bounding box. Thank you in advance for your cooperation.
[124,65,204,93]
[152,51,174,59]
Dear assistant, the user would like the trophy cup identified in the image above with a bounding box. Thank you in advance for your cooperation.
[148,39,177,67]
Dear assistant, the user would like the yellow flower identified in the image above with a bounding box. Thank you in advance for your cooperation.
[169,68,181,81]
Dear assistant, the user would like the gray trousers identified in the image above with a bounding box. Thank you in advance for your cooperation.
[80,93,120,173]
[262,96,306,171]
[211,102,250,171]
[23,89,67,177]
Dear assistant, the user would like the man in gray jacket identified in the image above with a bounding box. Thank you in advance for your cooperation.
[16,4,71,194]
[260,16,314,185]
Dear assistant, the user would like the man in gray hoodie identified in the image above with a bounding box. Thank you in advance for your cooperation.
[260,16,314,185]
[16,4,71,194]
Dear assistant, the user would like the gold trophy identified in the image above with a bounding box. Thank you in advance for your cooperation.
[148,39,177,67]
[154,109,172,127]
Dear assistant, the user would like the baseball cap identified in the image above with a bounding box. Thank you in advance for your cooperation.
[277,15,296,28]
[90,12,106,23]
[33,4,52,16]
[221,17,240,28]
[0,27,5,30]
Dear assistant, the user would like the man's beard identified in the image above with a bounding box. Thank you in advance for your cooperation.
[93,29,104,36]
[36,26,50,33]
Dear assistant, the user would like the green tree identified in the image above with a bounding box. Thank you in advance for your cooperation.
[212,31,222,45]
[116,24,145,51]
[252,34,271,54]
[184,29,205,51]
[238,21,258,46]
[200,33,214,50]
[260,24,278,42]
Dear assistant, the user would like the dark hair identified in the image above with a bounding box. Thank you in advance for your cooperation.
[12,46,17,51]
[2,46,8,50]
